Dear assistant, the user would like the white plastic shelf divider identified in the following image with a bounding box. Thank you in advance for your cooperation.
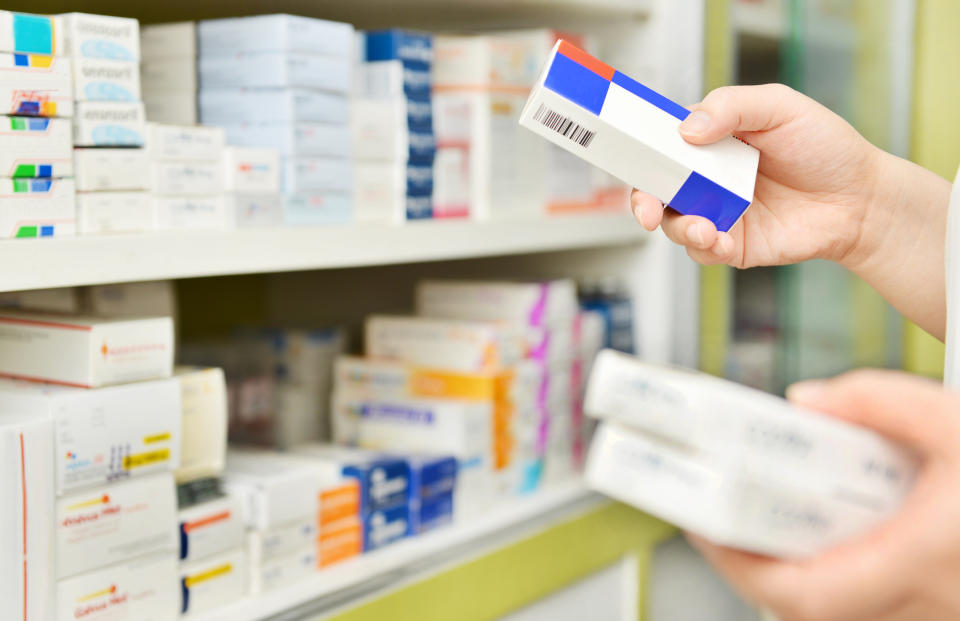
[195,480,602,621]
[0,215,645,293]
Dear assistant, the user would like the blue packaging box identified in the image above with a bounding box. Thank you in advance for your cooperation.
[365,29,432,68]
[410,490,454,536]
[342,456,411,515]
[406,455,457,500]
[364,502,410,551]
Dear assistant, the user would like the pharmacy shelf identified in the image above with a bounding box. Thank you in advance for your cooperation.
[196,480,603,621]
[0,215,645,293]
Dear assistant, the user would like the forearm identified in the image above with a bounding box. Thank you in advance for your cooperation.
[844,150,952,340]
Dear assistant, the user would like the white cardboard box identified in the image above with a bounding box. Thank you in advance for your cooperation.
[223,146,280,193]
[352,98,434,162]
[198,14,354,57]
[72,57,141,102]
[416,279,578,327]
[56,473,177,578]
[180,548,247,617]
[61,12,140,61]
[353,161,432,224]
[217,121,351,157]
[178,494,244,562]
[55,552,178,621]
[74,147,149,191]
[222,449,321,530]
[0,115,73,178]
[0,414,54,621]
[283,156,352,193]
[154,195,228,230]
[143,91,197,125]
[283,192,352,226]
[247,545,317,595]
[247,515,316,562]
[150,160,223,195]
[0,377,181,494]
[199,51,351,92]
[175,366,228,483]
[73,101,146,147]
[76,191,156,235]
[141,57,196,93]
[140,21,196,60]
[0,51,73,117]
[0,313,173,387]
[200,88,349,124]
[145,122,223,162]
[226,193,284,228]
[0,177,76,239]
[0,11,63,55]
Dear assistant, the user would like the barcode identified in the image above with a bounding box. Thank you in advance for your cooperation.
[533,104,596,148]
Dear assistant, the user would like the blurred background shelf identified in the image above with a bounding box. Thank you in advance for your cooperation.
[0,215,647,293]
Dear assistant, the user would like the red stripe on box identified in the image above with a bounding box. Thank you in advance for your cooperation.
[557,40,615,81]
[0,316,92,331]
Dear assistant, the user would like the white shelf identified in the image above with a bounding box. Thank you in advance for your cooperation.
[0,215,645,292]
[196,480,602,621]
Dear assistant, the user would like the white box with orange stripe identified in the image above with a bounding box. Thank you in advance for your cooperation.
[178,494,244,563]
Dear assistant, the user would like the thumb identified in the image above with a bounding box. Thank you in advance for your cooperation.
[679,83,804,145]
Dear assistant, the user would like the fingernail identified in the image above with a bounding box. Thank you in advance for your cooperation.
[632,202,644,225]
[716,233,733,255]
[786,380,827,403]
[680,110,711,136]
[687,222,704,246]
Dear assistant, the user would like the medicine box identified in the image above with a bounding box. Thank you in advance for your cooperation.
[519,40,759,232]
[200,88,350,124]
[0,52,73,117]
[318,518,362,567]
[179,548,246,618]
[56,473,177,578]
[0,11,62,55]
[410,490,454,535]
[217,121,351,157]
[227,194,283,228]
[223,146,280,194]
[141,58,197,93]
[283,192,352,226]
[222,450,321,530]
[74,147,149,191]
[407,455,457,500]
[61,13,140,61]
[0,177,75,239]
[357,60,431,100]
[144,91,197,125]
[318,479,361,527]
[76,191,156,235]
[73,101,146,147]
[85,280,176,320]
[175,367,228,484]
[198,14,354,57]
[247,516,316,562]
[55,552,179,621]
[352,100,435,162]
[0,377,181,494]
[365,29,432,66]
[155,195,228,230]
[72,57,141,102]
[283,157,353,193]
[140,22,196,60]
[199,52,352,93]
[364,503,409,551]
[0,288,79,313]
[178,494,244,562]
[248,546,316,595]
[353,170,432,224]
[0,313,174,388]
[150,160,223,195]
[0,414,54,621]
[355,160,433,198]
[145,122,224,162]
[417,279,579,327]
[0,116,73,178]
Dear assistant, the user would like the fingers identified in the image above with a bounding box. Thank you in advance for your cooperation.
[679,83,803,145]
[629,189,664,231]
[786,369,960,456]
[629,189,737,264]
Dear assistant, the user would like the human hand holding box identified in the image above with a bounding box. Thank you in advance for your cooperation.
[519,41,759,232]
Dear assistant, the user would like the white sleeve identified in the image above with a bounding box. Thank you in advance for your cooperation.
[944,165,960,388]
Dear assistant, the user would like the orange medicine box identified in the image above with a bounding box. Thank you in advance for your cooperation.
[318,518,363,567]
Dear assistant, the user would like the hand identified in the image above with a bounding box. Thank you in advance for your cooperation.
[688,370,960,621]
[631,83,884,269]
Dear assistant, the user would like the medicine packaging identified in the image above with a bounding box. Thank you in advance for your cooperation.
[283,192,352,226]
[179,548,246,618]
[247,515,316,562]
[247,545,316,595]
[201,88,350,124]
[318,517,363,567]
[150,160,224,195]
[353,161,433,223]
[0,52,73,116]
[178,494,244,562]
[199,52,352,92]
[55,552,179,621]
[141,58,197,93]
[217,121,351,157]
[61,13,140,61]
[175,367,228,483]
[282,156,353,193]
[73,101,145,147]
[72,57,141,101]
[410,490,454,535]
[0,414,54,621]
[74,147,149,191]
[356,60,431,100]
[363,503,409,551]
[145,122,224,162]
[198,14,354,57]
[417,279,579,327]
[154,195,228,230]
[144,92,197,125]
[318,478,361,527]
[227,194,284,228]
[223,146,280,194]
[0,377,181,494]
[0,177,75,239]
[85,280,177,319]
[0,288,79,313]
[365,29,432,66]
[140,22,196,60]
[0,11,62,55]
[0,116,73,178]
[222,449,322,530]
[352,100,435,162]
[56,472,177,578]
[76,191,156,235]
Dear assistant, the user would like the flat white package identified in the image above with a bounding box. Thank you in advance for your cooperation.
[227,194,283,228]
[0,116,72,178]
[283,156,352,193]
[180,548,246,618]
[0,52,72,117]
[141,58,197,93]
[76,191,156,234]
[150,160,223,195]
[56,473,177,578]
[61,13,140,61]
[140,21,196,60]
[200,88,349,124]
[248,545,316,595]
[283,192,352,226]
[199,52,351,92]
[519,40,759,232]
[145,122,224,162]
[0,313,173,387]
[143,91,197,125]
[72,57,141,102]
[0,414,54,621]
[222,450,321,530]
[0,177,75,239]
[175,367,227,482]
[0,377,181,494]
[217,121,350,157]
[74,147,149,191]
[223,146,280,193]
[55,552,178,621]
[73,101,145,147]
[178,495,244,562]
[0,11,63,55]
[155,195,228,230]
[198,14,354,56]
[247,515,316,562]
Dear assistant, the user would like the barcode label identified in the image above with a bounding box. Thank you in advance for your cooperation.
[533,104,596,148]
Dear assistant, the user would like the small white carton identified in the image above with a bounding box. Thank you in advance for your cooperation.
[226,194,283,228]
[77,191,156,235]
[223,146,280,194]
[283,192,353,226]
[0,11,63,55]
[283,156,352,193]
[145,122,224,162]
[353,161,432,224]
[72,57,141,102]
[0,414,54,621]
[150,160,223,195]
[198,14,354,57]
[175,367,228,484]
[73,101,146,147]
[61,12,140,61]
[199,88,349,124]
[247,515,316,562]
[0,52,73,117]
[0,377,181,494]
[141,58,197,93]
[0,177,76,239]
[180,548,246,618]
[177,494,244,562]
[143,91,197,125]
[0,313,173,387]
[140,21,196,60]
[154,195,228,230]
[352,98,435,161]
[416,279,579,327]
[0,115,73,178]
[55,552,178,621]
[217,121,351,157]
[56,473,177,578]
[247,545,316,595]
[222,449,321,530]
[74,147,149,191]
[199,51,351,92]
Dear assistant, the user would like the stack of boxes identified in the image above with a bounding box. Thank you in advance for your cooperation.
[62,12,152,235]
[352,30,436,224]
[0,11,76,239]
[198,14,356,227]
[222,146,283,228]
[140,22,199,125]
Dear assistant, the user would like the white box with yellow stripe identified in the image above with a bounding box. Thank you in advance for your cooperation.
[180,548,246,617]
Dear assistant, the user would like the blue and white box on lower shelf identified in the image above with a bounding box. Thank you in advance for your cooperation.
[0,116,73,178]
[199,52,352,93]
[0,177,75,239]
[179,548,246,618]
[364,503,409,551]
[200,89,350,124]
[411,490,454,535]
[283,192,352,226]
[73,101,146,147]
[198,14,355,57]
[407,455,457,500]
[217,122,351,158]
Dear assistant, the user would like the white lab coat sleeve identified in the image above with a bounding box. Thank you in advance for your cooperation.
[943,165,960,388]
